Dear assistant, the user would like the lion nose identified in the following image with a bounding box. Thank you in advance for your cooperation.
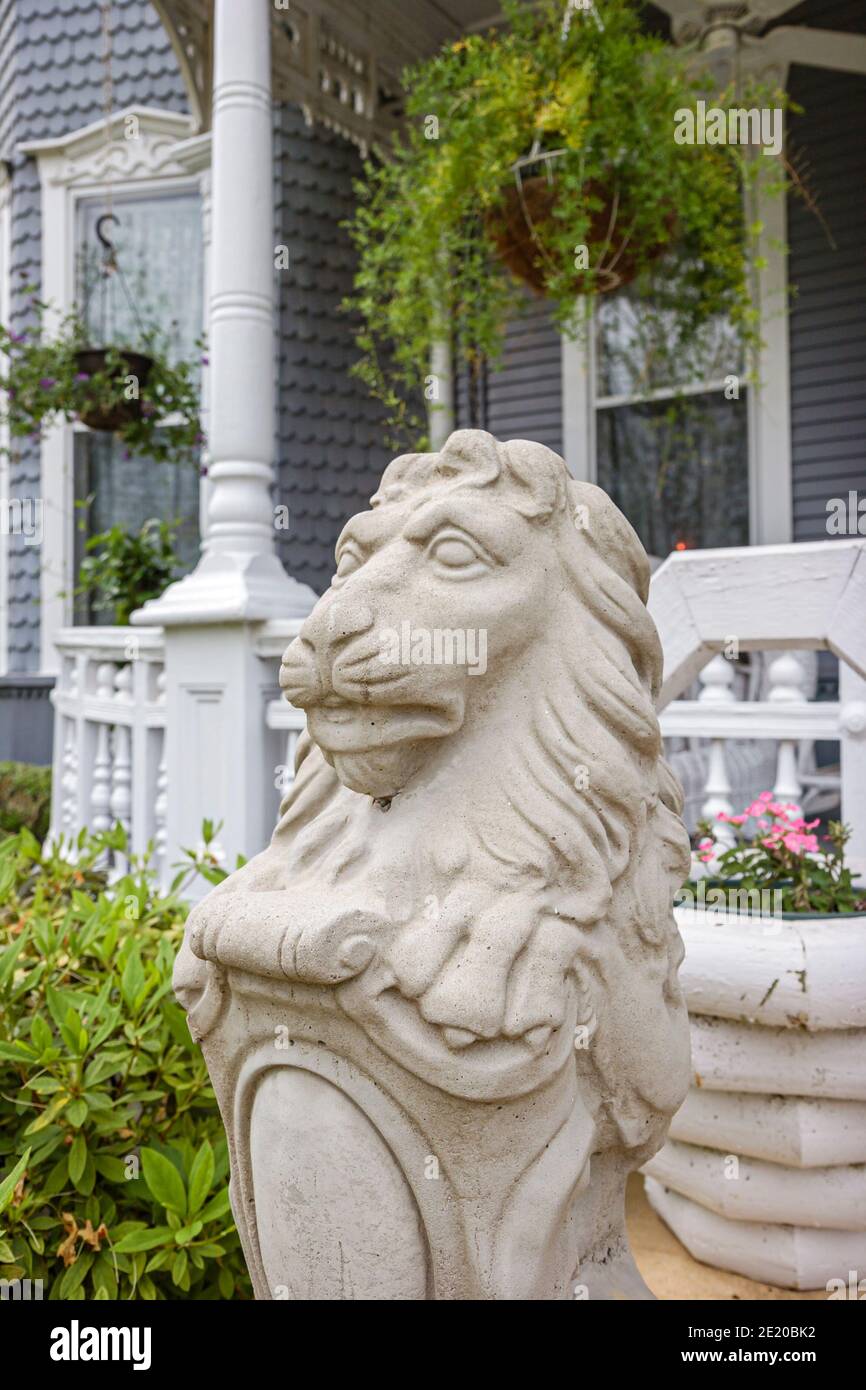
[279,635,323,706]
[318,592,375,644]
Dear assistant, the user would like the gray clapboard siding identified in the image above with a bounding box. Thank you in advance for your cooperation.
[785,10,866,540]
[456,292,564,455]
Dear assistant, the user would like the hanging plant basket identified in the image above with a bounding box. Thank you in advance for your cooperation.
[74,347,154,432]
[486,171,676,298]
[342,0,795,444]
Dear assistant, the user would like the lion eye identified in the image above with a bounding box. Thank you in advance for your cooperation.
[429,535,483,569]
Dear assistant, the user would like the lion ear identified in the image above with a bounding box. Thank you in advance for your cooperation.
[437,429,502,484]
[501,438,567,518]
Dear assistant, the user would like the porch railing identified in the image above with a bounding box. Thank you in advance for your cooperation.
[660,649,841,838]
[49,627,168,882]
[48,621,307,889]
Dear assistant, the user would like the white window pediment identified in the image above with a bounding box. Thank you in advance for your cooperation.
[19,107,200,187]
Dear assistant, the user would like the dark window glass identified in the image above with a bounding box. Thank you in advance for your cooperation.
[73,432,200,625]
[596,390,749,560]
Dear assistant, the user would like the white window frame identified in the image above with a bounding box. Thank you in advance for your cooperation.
[18,107,211,673]
[561,150,793,548]
[0,162,11,675]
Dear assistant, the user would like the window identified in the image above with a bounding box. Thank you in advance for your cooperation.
[594,281,749,561]
[72,190,203,623]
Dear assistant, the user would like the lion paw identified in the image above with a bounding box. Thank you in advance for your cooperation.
[386,896,581,1047]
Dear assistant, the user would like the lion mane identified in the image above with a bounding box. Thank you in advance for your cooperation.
[257,430,691,1158]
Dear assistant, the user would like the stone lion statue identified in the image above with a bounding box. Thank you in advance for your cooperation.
[175,428,690,1301]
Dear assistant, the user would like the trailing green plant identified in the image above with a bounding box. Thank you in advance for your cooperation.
[0,293,205,467]
[692,794,866,914]
[75,517,180,625]
[344,0,791,444]
[0,822,253,1299]
[0,763,52,841]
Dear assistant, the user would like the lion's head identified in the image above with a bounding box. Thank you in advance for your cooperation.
[273,429,690,1148]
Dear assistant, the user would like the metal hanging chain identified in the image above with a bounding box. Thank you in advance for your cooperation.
[99,0,115,345]
[79,2,147,346]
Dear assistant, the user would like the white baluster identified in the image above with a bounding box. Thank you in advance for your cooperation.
[60,665,80,853]
[699,655,737,842]
[154,671,168,888]
[110,666,133,876]
[768,651,805,808]
[90,663,115,866]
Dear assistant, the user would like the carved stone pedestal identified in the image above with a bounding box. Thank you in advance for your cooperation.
[175,430,691,1300]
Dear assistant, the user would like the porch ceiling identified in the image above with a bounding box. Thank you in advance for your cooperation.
[152,1,851,146]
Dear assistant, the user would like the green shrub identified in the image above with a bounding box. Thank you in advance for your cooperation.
[0,762,52,841]
[0,826,252,1299]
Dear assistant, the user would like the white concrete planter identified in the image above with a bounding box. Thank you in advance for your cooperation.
[644,904,866,1289]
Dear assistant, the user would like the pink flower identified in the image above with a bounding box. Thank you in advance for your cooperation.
[758,791,774,802]
[781,832,819,854]
[728,813,748,825]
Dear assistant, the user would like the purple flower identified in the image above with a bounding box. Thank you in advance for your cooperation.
[10,331,26,344]
[74,372,91,382]
[200,355,209,366]
[122,449,131,461]
[39,376,56,389]
[199,465,209,477]
[195,432,206,445]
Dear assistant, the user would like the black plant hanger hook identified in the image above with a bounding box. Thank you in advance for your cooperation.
[96,212,119,273]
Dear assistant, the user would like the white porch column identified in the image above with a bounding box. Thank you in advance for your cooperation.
[427,334,454,451]
[133,0,315,886]
[427,249,455,450]
[137,0,311,622]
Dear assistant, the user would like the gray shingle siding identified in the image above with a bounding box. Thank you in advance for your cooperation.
[273,104,393,595]
[1,0,189,672]
[11,0,189,145]
[6,157,42,672]
[0,0,18,156]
